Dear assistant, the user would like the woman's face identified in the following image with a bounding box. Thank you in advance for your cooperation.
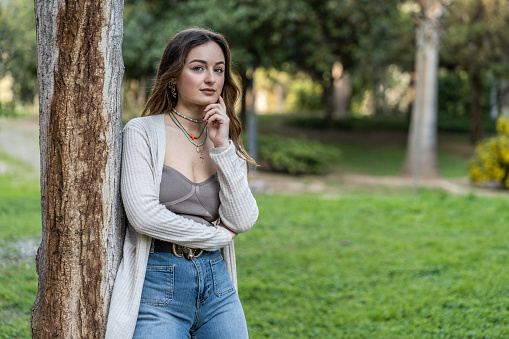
[174,42,226,108]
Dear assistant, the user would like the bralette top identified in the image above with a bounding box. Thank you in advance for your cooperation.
[159,165,220,226]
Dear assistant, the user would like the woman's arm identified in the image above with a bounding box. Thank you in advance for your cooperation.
[210,142,259,234]
[121,120,232,251]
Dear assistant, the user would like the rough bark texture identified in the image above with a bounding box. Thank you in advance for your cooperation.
[31,0,124,337]
[401,0,442,180]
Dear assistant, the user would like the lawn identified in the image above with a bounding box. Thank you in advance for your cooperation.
[0,154,40,339]
[237,192,509,338]
[3,172,508,338]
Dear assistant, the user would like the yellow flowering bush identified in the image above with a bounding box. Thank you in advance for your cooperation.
[470,117,509,188]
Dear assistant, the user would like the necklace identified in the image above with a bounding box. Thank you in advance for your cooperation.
[168,111,208,153]
[172,108,205,123]
[170,111,206,140]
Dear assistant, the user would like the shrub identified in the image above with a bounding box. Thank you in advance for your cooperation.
[257,134,341,175]
[470,117,509,188]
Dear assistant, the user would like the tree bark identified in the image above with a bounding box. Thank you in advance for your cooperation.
[470,71,483,143]
[31,0,124,338]
[401,0,442,180]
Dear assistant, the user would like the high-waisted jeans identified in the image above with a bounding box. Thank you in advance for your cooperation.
[133,243,249,339]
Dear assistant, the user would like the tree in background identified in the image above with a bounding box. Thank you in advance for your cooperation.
[31,0,124,337]
[122,0,303,123]
[441,0,509,143]
[278,0,405,124]
[121,0,308,162]
[120,0,407,124]
[401,0,444,181]
[122,0,190,109]
[0,0,37,104]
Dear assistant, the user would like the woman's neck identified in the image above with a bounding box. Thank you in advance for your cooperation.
[171,104,206,133]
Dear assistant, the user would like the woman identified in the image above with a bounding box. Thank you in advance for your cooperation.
[106,28,258,339]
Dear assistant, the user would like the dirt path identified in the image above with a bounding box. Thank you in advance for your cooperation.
[248,170,508,197]
[0,115,40,175]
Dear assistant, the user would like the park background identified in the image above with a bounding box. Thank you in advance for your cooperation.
[1,0,509,338]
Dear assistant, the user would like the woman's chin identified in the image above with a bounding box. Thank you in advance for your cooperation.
[200,98,220,106]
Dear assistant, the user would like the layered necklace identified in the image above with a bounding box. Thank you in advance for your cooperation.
[168,108,208,155]
[172,108,205,123]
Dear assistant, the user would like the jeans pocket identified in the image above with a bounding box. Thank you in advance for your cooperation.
[210,256,236,297]
[140,265,174,306]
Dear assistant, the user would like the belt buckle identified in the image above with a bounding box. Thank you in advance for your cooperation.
[172,243,203,260]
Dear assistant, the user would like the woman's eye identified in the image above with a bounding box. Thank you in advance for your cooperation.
[215,68,224,74]
[193,66,204,72]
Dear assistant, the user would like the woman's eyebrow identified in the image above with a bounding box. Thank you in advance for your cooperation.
[189,59,225,66]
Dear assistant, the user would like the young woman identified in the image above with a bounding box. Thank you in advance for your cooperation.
[106,28,258,339]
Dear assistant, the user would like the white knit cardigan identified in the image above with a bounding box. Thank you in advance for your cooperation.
[105,114,258,338]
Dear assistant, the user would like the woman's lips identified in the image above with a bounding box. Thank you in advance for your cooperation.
[200,89,216,95]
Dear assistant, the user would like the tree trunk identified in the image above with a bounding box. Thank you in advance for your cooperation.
[31,0,124,338]
[246,65,258,169]
[401,0,442,181]
[323,78,335,128]
[499,81,509,117]
[470,71,483,143]
[137,76,149,107]
[240,72,249,129]
[331,72,351,119]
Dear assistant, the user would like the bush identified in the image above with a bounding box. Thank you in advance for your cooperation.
[470,117,509,188]
[257,134,341,175]
[285,78,324,112]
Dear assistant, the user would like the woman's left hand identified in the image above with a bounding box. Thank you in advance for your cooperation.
[203,96,229,148]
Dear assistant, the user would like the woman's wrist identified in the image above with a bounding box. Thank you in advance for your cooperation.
[226,228,237,239]
[213,141,229,148]
[210,139,232,151]
[219,222,237,239]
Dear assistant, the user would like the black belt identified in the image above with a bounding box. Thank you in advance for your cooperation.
[153,239,204,260]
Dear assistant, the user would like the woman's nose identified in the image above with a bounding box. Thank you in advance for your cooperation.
[204,70,216,84]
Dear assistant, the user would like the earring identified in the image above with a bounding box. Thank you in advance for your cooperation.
[170,83,177,98]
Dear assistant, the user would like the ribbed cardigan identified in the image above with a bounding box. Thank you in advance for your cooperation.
[105,114,258,338]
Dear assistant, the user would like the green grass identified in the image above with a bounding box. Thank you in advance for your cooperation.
[0,153,41,241]
[439,149,472,178]
[0,263,37,338]
[236,192,509,338]
[0,153,40,338]
[314,139,472,179]
[335,143,405,176]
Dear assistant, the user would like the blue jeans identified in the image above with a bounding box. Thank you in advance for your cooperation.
[133,244,249,339]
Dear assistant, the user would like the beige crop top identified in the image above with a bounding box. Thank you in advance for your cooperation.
[159,165,220,226]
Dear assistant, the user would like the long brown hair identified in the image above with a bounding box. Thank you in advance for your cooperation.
[142,28,256,166]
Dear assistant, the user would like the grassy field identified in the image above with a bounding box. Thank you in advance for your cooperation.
[237,192,509,338]
[0,154,40,338]
[2,174,509,338]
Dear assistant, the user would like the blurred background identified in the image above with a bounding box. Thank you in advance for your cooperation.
[2,0,509,183]
[1,0,509,337]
